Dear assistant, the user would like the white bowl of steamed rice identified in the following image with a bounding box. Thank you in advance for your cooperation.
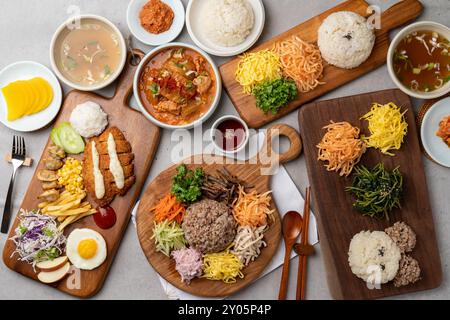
[186,0,265,57]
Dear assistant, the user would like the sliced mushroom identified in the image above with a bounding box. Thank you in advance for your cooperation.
[41,181,60,190]
[44,158,63,170]
[48,145,66,159]
[38,189,60,202]
[37,169,58,182]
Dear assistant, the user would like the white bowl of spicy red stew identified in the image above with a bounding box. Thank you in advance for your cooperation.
[387,21,450,99]
[133,42,222,129]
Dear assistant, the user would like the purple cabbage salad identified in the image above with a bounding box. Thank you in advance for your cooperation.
[10,209,66,268]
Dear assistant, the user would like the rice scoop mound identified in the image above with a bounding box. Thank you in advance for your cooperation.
[318,11,375,69]
[202,0,254,47]
[69,101,108,138]
[348,230,401,285]
[182,199,236,253]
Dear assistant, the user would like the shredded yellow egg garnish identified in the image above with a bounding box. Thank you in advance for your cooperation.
[202,247,244,283]
[235,50,282,94]
[361,102,408,156]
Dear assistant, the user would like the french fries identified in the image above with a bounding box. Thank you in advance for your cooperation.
[38,190,96,230]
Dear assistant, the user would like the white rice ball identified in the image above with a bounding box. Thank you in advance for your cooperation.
[202,0,254,47]
[348,230,401,285]
[318,11,375,69]
[69,101,108,138]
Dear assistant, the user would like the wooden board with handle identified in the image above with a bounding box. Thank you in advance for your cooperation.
[298,89,442,300]
[2,49,161,298]
[136,124,302,297]
[220,0,423,128]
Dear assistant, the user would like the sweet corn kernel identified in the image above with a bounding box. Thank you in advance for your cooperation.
[57,157,85,194]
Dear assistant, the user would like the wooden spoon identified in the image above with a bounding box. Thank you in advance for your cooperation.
[278,211,303,300]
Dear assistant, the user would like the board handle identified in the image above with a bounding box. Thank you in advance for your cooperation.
[379,0,423,32]
[112,49,145,106]
[251,124,302,173]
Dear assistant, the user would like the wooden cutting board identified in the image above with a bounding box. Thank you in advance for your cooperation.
[2,49,161,298]
[136,124,302,297]
[220,0,423,128]
[298,89,442,300]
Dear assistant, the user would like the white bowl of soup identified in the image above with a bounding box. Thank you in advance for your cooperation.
[387,21,450,99]
[50,15,127,91]
[133,42,222,129]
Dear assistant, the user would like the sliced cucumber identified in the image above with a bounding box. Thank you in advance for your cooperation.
[56,122,85,154]
[50,128,63,148]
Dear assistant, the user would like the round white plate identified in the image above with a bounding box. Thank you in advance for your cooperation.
[421,97,450,167]
[0,61,62,132]
[127,0,185,46]
[186,0,265,57]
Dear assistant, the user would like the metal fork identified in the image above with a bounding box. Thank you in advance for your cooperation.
[1,136,26,234]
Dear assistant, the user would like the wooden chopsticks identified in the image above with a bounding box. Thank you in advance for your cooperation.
[296,186,311,300]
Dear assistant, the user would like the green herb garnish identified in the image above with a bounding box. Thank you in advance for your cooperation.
[148,83,160,96]
[64,56,78,71]
[36,247,59,261]
[346,163,402,220]
[444,75,450,84]
[103,65,112,79]
[171,164,204,204]
[252,78,298,114]
[42,227,54,237]
[19,225,27,235]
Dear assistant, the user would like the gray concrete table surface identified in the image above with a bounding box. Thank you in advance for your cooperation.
[0,0,449,300]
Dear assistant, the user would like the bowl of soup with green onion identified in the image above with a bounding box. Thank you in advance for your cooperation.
[50,15,127,91]
[388,21,450,99]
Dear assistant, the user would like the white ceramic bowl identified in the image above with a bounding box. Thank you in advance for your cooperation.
[50,14,127,91]
[420,97,450,167]
[133,42,222,130]
[186,0,265,57]
[387,21,450,99]
[0,61,62,132]
[211,115,249,154]
[127,0,185,46]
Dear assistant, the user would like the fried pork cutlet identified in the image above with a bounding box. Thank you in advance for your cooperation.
[83,127,136,207]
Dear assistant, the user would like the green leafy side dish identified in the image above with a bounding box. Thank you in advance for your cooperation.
[346,163,403,220]
[171,164,204,204]
[252,78,298,114]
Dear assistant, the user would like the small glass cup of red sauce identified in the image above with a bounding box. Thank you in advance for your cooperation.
[211,115,249,154]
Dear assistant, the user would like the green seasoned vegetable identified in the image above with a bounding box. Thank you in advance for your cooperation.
[346,163,403,220]
[52,122,85,154]
[171,164,204,204]
[252,78,298,114]
[148,83,160,96]
[151,220,186,256]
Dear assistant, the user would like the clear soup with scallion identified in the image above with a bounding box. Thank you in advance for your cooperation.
[54,18,122,87]
[393,30,450,92]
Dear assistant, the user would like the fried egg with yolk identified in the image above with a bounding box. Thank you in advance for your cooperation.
[66,228,107,270]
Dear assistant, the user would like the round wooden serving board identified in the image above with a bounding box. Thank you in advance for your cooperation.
[136,124,302,297]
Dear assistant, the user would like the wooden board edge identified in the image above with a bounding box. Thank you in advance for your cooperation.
[297,88,443,300]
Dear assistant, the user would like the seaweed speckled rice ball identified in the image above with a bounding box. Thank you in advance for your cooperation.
[318,11,375,69]
[348,230,401,285]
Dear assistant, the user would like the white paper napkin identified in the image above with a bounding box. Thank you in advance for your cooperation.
[131,132,318,299]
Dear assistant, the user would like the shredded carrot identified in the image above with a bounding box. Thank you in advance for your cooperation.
[317,121,367,177]
[232,186,274,227]
[151,193,186,224]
